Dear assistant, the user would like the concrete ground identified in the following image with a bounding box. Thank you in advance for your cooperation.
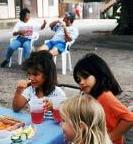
[0,19,133,143]
[0,19,133,105]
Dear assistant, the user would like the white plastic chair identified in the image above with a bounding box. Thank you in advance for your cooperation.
[45,40,74,75]
[55,41,74,75]
[9,32,39,67]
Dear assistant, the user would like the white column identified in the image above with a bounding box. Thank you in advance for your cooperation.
[0,5,8,19]
[37,0,43,18]
[8,0,15,18]
[37,0,59,18]
[43,0,49,17]
[48,0,59,17]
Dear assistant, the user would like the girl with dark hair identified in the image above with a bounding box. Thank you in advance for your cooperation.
[73,53,133,144]
[12,50,66,116]
[1,8,46,68]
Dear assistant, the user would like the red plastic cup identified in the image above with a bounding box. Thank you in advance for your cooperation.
[52,108,62,123]
[30,99,44,124]
[30,110,44,124]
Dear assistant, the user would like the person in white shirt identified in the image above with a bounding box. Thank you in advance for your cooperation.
[38,12,79,56]
[1,8,46,68]
[12,50,66,118]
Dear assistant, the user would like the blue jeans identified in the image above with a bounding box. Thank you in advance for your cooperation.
[5,36,31,62]
[45,40,66,53]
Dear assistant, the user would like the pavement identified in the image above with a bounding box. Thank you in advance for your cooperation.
[0,19,133,104]
[0,19,133,143]
[0,19,133,106]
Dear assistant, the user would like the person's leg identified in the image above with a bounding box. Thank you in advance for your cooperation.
[49,47,59,56]
[6,39,21,61]
[37,40,53,52]
[1,39,21,67]
[49,41,66,56]
[23,40,31,59]
[37,44,49,51]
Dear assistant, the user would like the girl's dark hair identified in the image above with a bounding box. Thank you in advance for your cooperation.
[73,53,122,98]
[23,50,57,96]
[20,8,30,21]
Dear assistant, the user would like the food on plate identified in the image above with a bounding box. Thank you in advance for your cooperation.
[11,125,35,143]
[0,115,24,130]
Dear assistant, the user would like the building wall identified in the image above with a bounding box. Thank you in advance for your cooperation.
[83,2,101,19]
[42,0,59,17]
[8,0,15,18]
[0,0,59,19]
[37,0,59,18]
[59,3,68,17]
[48,0,59,17]
[23,0,38,17]
[42,0,49,17]
[0,0,15,19]
[37,0,43,18]
[0,5,8,19]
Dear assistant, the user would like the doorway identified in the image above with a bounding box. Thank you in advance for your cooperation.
[23,0,38,17]
[15,0,22,18]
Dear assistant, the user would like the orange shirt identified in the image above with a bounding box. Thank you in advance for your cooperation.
[98,91,133,144]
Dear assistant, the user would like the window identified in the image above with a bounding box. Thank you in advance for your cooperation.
[0,0,8,5]
[49,0,54,6]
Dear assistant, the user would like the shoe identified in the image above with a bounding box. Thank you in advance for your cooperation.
[1,60,9,68]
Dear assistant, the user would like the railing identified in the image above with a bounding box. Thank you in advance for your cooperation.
[101,0,117,13]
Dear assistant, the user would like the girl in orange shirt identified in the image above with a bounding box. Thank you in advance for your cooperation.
[73,53,133,144]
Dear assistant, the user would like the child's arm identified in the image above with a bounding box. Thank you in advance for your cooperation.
[12,80,30,112]
[110,120,133,141]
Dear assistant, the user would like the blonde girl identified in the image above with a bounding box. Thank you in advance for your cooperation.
[60,95,112,144]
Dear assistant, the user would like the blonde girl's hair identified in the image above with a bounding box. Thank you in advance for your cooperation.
[60,95,112,144]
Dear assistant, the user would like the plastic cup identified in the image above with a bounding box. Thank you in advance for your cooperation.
[52,107,62,123]
[29,98,44,124]
[48,97,62,123]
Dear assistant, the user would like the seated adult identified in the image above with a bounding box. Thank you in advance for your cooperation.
[38,12,79,56]
[1,8,46,68]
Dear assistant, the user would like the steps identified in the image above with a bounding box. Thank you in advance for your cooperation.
[0,19,18,29]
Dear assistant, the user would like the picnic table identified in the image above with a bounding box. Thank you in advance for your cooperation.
[0,107,65,144]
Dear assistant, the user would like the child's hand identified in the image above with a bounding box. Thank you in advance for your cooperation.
[43,99,53,112]
[16,80,31,90]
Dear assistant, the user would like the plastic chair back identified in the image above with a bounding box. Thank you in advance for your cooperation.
[54,40,75,75]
